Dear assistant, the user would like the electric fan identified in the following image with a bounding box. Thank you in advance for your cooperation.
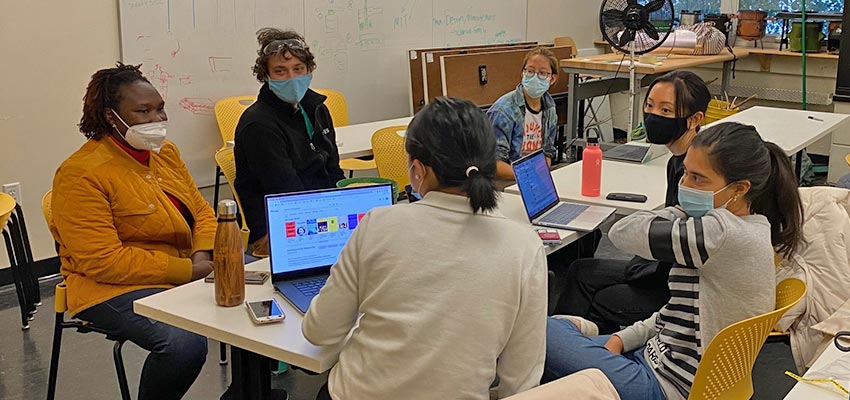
[600,0,675,132]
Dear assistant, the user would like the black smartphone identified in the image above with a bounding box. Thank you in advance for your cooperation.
[606,193,648,203]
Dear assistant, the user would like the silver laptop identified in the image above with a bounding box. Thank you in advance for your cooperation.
[512,150,616,232]
[603,143,668,164]
[266,184,394,314]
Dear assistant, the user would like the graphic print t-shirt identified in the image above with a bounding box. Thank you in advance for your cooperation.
[521,106,543,156]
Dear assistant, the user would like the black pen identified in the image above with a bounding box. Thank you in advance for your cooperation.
[808,116,824,122]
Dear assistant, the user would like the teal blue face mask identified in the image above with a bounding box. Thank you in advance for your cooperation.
[677,182,735,218]
[268,74,311,104]
[521,73,550,99]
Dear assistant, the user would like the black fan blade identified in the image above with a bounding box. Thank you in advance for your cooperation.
[643,22,660,41]
[627,0,639,6]
[645,0,666,13]
[618,30,633,48]
[602,9,625,22]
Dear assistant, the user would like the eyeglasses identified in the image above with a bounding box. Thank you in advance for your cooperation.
[522,68,553,80]
[262,39,308,56]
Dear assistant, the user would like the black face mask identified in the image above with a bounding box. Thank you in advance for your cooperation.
[644,113,690,145]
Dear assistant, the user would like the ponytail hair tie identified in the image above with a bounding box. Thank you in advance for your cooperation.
[465,166,480,177]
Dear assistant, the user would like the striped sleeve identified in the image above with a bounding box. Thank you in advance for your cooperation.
[609,207,727,268]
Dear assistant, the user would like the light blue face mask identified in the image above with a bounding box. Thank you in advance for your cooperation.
[521,74,550,99]
[677,182,735,218]
[268,74,311,104]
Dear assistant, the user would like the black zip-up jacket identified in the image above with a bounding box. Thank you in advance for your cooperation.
[234,84,345,244]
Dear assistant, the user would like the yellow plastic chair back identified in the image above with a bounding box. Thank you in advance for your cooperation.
[314,88,377,174]
[845,153,850,168]
[314,88,349,127]
[41,190,53,228]
[214,96,256,147]
[371,125,410,189]
[0,192,15,231]
[214,147,251,248]
[689,278,807,400]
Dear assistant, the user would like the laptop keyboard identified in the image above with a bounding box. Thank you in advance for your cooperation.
[293,277,328,297]
[605,145,647,161]
[539,203,589,225]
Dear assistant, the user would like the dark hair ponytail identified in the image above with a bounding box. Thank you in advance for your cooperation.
[692,122,803,258]
[405,97,498,213]
[756,142,803,257]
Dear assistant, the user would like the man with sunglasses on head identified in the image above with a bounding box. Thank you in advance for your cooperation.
[234,29,345,257]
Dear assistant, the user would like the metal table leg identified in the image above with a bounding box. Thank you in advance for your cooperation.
[795,151,804,184]
[227,347,287,400]
[566,72,581,162]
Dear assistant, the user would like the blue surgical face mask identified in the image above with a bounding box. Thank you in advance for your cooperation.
[268,74,311,104]
[522,74,550,99]
[677,181,735,218]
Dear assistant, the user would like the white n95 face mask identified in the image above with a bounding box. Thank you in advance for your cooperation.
[112,110,168,153]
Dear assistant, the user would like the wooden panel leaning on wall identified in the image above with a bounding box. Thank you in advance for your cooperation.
[440,45,573,107]
[408,42,537,114]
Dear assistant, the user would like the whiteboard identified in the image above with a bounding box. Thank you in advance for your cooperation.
[119,0,527,187]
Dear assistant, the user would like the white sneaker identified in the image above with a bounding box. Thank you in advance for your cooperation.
[551,315,599,336]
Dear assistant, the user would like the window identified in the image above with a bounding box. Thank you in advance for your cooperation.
[672,0,721,17]
[738,0,844,35]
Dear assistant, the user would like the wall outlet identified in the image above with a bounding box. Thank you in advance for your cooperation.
[3,182,21,204]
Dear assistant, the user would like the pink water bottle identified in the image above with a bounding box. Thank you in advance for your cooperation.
[582,135,602,197]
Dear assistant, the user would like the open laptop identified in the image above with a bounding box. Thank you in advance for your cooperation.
[265,184,394,314]
[512,150,616,232]
[603,142,669,164]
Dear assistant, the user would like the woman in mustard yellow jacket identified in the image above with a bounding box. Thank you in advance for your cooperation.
[50,63,216,400]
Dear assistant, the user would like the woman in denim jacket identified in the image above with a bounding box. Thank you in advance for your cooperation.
[486,46,559,180]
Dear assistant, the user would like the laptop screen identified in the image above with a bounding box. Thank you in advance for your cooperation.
[265,184,393,277]
[512,151,559,219]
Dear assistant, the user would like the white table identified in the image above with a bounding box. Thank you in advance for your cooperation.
[335,116,412,159]
[707,107,850,157]
[224,116,413,160]
[705,106,850,180]
[134,257,331,399]
[784,337,850,399]
[505,154,672,215]
[134,192,578,399]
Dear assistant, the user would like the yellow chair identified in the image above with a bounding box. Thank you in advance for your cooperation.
[214,95,256,147]
[214,147,251,248]
[0,192,14,234]
[315,88,378,178]
[371,125,411,190]
[212,96,256,207]
[845,153,850,167]
[41,190,132,400]
[314,88,349,127]
[688,278,807,400]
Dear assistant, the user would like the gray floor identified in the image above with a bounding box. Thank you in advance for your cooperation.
[0,236,798,399]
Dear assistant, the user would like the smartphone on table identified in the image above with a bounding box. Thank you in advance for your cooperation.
[205,270,270,284]
[245,299,286,324]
